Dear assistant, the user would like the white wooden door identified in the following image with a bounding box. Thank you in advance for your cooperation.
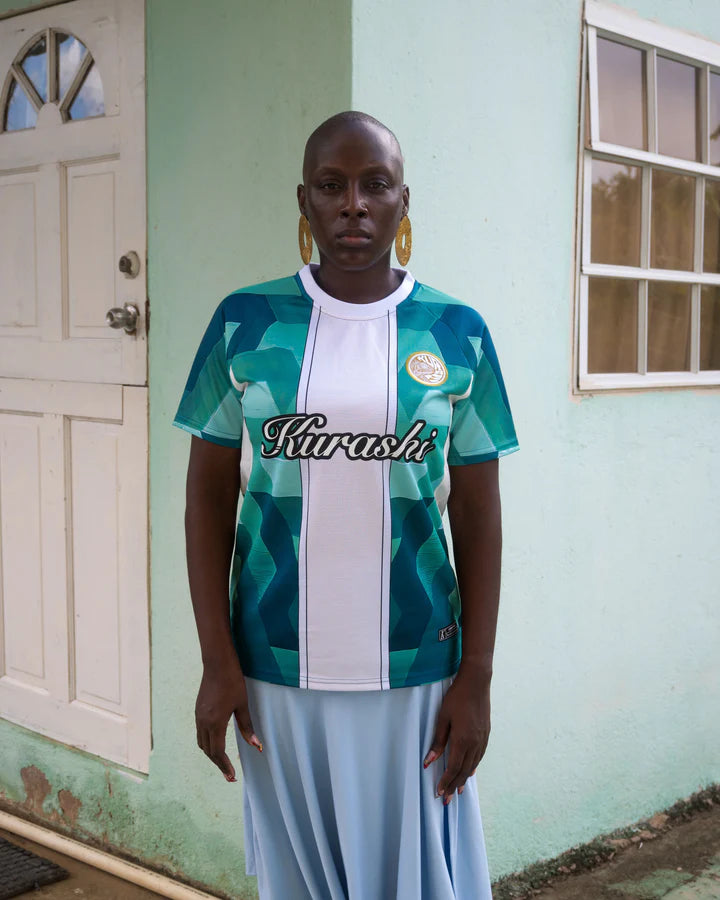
[0,0,150,771]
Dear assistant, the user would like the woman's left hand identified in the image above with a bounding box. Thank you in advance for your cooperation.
[423,668,491,802]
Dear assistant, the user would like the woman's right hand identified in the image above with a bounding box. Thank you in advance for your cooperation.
[195,659,263,781]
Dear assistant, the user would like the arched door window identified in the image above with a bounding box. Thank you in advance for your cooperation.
[1,29,104,132]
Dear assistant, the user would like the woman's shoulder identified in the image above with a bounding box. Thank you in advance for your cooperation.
[231,273,302,298]
[220,273,301,304]
[410,279,489,336]
[211,273,304,322]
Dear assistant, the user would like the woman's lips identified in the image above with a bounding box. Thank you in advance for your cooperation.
[337,233,371,246]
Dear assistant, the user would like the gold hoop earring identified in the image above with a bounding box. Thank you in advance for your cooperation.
[298,215,313,265]
[395,216,412,266]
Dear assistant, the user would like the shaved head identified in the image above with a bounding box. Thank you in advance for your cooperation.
[302,111,404,182]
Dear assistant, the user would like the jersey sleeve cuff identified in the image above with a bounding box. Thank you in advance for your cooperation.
[447,441,519,465]
[172,418,242,449]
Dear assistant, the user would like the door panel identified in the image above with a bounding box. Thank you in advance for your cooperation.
[0,0,149,772]
[67,158,120,338]
[0,414,44,685]
[0,173,40,333]
[0,383,148,770]
[71,417,123,711]
[0,0,146,387]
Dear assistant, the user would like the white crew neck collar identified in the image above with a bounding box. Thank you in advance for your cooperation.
[297,264,415,320]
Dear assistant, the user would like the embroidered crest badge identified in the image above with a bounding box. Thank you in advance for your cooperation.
[406,351,448,386]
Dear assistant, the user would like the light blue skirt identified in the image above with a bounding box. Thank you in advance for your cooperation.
[234,677,492,900]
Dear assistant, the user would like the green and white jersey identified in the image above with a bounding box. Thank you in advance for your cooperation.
[174,265,518,691]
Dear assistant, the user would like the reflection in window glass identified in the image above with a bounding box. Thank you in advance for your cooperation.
[700,286,720,369]
[5,79,37,131]
[597,38,646,150]
[703,179,720,273]
[710,73,720,167]
[657,57,700,161]
[647,282,691,371]
[588,277,638,373]
[68,63,104,120]
[651,169,695,270]
[21,37,47,102]
[591,160,642,266]
[57,32,87,101]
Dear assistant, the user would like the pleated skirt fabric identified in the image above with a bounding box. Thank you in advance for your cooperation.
[234,677,492,900]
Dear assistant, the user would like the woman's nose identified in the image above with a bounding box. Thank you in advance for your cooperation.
[341,182,367,217]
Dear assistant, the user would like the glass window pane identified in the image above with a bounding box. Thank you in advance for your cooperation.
[68,63,104,120]
[700,285,720,369]
[647,282,692,371]
[703,179,720,273]
[710,72,720,167]
[597,38,647,150]
[651,169,695,270]
[57,32,87,101]
[584,73,591,149]
[591,160,642,266]
[5,79,37,131]
[21,36,47,102]
[657,56,700,161]
[588,277,638,373]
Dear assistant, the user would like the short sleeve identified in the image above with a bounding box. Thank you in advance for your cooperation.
[172,302,244,448]
[448,321,519,465]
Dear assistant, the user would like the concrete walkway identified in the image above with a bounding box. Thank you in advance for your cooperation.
[3,803,719,898]
[0,828,162,898]
[534,806,720,900]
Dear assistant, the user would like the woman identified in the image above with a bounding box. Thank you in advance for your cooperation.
[174,111,518,899]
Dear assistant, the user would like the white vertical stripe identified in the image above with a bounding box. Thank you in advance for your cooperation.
[380,311,397,690]
[303,312,389,689]
[296,303,321,688]
[239,418,252,495]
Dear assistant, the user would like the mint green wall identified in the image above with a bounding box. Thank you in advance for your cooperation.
[352,0,720,879]
[1,0,718,894]
[0,1,350,896]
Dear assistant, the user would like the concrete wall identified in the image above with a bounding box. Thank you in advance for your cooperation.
[351,0,720,877]
[0,1,350,896]
[0,0,718,894]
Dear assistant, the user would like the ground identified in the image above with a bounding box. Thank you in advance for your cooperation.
[0,828,158,898]
[496,793,720,900]
[1,791,719,898]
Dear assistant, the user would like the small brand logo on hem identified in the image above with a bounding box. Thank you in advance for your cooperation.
[406,351,448,386]
[438,622,459,642]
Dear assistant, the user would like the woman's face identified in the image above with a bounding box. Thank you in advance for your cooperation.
[298,121,409,272]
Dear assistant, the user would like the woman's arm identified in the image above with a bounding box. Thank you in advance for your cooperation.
[185,436,262,781]
[424,458,502,801]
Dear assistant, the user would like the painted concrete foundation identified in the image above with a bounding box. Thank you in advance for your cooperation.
[0,0,718,896]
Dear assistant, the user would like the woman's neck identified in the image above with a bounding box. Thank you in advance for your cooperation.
[311,259,404,304]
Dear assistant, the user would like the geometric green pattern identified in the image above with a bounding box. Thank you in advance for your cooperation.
[174,273,518,689]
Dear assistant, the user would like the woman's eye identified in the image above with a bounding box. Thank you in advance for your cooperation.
[368,181,389,190]
[320,182,340,190]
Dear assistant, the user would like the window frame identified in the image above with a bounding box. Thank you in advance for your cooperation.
[576,0,720,391]
[0,28,104,134]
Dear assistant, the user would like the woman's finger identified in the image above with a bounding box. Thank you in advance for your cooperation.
[423,709,450,769]
[234,704,263,752]
[440,748,475,802]
[435,737,467,798]
[207,724,237,781]
[196,724,211,760]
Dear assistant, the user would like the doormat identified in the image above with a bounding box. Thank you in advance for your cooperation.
[0,836,69,899]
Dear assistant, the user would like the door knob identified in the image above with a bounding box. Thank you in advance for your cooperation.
[118,251,141,278]
[106,303,139,334]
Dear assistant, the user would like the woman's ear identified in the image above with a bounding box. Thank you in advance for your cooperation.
[297,184,306,216]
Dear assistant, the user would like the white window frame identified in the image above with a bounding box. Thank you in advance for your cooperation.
[576,0,720,391]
